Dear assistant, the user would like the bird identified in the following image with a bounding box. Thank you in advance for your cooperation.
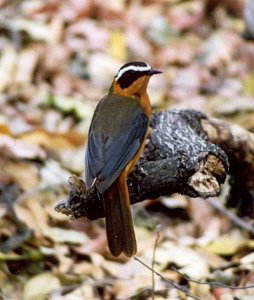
[84,61,161,257]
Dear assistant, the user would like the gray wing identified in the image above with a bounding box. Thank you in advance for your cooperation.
[85,107,149,193]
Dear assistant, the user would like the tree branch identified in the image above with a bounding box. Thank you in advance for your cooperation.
[202,117,254,216]
[55,109,233,220]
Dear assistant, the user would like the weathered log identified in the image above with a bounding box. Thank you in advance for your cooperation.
[202,117,254,216]
[55,109,232,220]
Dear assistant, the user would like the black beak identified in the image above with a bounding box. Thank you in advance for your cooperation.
[147,69,162,75]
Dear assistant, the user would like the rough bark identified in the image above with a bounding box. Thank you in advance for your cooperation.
[54,109,240,220]
[202,118,254,216]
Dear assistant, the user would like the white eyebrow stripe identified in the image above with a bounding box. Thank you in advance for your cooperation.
[115,64,151,81]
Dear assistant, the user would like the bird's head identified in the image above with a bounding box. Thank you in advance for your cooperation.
[111,61,161,97]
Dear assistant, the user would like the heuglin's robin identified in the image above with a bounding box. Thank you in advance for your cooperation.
[85,61,161,256]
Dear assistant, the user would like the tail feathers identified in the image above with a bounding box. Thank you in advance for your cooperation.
[102,180,137,257]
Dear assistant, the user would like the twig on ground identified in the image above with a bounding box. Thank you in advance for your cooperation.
[152,232,160,300]
[134,256,201,300]
[134,254,254,300]
[206,197,254,235]
[170,266,254,290]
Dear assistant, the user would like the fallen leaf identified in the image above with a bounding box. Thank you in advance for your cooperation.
[0,45,17,92]
[20,129,76,151]
[0,134,46,160]
[166,1,203,31]
[170,64,205,100]
[109,30,126,61]
[73,231,107,256]
[243,74,254,96]
[43,227,88,244]
[0,123,12,135]
[53,245,73,273]
[240,251,254,265]
[206,234,244,256]
[112,257,165,299]
[22,196,49,235]
[125,28,152,60]
[60,284,94,300]
[50,95,95,120]
[39,160,71,188]
[23,272,61,300]
[10,18,62,43]
[147,241,209,280]
[4,161,39,191]
[15,46,41,86]
[15,205,44,239]
[146,16,177,46]
[155,36,201,66]
[199,31,241,69]
[67,19,109,51]
[87,53,120,88]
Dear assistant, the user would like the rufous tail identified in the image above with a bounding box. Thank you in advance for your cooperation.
[102,177,137,257]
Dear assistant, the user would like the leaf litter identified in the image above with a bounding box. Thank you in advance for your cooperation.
[0,0,254,299]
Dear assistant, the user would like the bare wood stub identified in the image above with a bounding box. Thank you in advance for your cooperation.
[188,154,226,197]
[202,117,254,216]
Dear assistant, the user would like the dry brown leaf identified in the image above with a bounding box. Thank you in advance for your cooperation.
[15,205,43,239]
[200,31,242,69]
[10,18,62,43]
[67,20,109,51]
[87,53,121,88]
[41,43,71,73]
[0,134,46,160]
[0,1,253,299]
[43,227,88,244]
[4,161,39,191]
[126,28,153,60]
[14,46,41,86]
[109,30,127,62]
[170,64,206,101]
[23,272,61,300]
[59,284,94,300]
[73,232,107,256]
[53,245,73,273]
[190,197,216,235]
[25,197,49,233]
[0,45,18,92]
[40,160,71,187]
[72,261,94,277]
[0,124,12,135]
[95,0,126,20]
[155,36,201,66]
[212,287,233,300]
[19,129,77,151]
[206,232,245,256]
[0,0,7,6]
[147,241,209,280]
[112,258,165,299]
[58,0,94,21]
[89,253,106,280]
[166,1,203,31]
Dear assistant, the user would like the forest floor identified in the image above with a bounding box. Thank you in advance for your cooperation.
[0,0,254,299]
